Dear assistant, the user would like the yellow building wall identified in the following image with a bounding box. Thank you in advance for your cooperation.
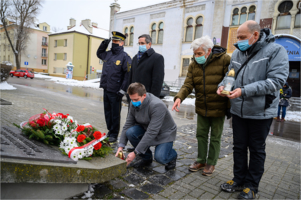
[48,33,74,75]
[39,22,50,32]
[73,33,88,78]
[89,37,104,73]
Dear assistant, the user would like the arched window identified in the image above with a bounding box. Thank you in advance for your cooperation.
[151,23,156,44]
[295,5,301,28]
[232,8,239,25]
[158,22,164,44]
[248,5,256,21]
[194,16,203,39]
[124,27,128,46]
[277,1,293,29]
[185,18,193,42]
[240,7,248,24]
[129,27,134,46]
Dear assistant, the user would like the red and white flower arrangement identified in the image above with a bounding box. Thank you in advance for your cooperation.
[15,109,112,160]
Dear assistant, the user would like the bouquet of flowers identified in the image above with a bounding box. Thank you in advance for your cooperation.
[14,109,112,160]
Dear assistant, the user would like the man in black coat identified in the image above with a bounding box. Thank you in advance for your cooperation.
[129,34,164,98]
[97,31,132,143]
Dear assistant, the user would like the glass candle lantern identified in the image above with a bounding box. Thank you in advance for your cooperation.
[221,68,236,95]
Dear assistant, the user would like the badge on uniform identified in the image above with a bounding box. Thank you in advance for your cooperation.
[115,60,121,65]
[127,62,131,72]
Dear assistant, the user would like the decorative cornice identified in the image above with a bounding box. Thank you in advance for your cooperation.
[115,0,210,19]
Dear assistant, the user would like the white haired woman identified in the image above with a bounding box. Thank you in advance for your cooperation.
[172,35,231,176]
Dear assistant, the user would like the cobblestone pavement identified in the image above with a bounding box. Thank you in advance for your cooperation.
[1,83,300,200]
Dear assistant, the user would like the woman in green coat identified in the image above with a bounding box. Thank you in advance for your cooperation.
[172,35,230,176]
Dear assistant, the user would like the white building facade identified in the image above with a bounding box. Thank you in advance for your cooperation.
[109,0,301,96]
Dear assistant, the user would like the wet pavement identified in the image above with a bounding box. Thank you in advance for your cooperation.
[1,77,300,200]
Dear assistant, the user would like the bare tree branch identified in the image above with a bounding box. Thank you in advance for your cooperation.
[0,0,43,69]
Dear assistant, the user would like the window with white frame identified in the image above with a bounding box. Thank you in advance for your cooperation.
[277,1,293,29]
[42,59,47,65]
[64,53,67,60]
[99,60,103,64]
[54,53,57,60]
[64,39,67,47]
[124,27,128,46]
[130,27,134,46]
[232,8,239,25]
[42,48,47,57]
[158,22,164,44]
[151,23,157,44]
[43,26,47,31]
[55,40,57,47]
[181,58,190,77]
[185,18,193,42]
[240,7,248,25]
[195,16,203,39]
[248,6,256,21]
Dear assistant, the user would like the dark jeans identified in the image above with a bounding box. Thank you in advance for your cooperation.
[125,125,177,164]
[277,105,287,118]
[103,90,122,138]
[232,115,273,193]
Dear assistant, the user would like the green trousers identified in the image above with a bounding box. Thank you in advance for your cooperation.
[196,114,225,166]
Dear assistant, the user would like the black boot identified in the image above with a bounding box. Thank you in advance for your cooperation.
[220,180,244,193]
[108,137,117,143]
[132,159,152,168]
[237,188,257,199]
[165,155,177,170]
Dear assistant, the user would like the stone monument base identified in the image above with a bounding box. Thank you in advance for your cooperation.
[1,183,88,199]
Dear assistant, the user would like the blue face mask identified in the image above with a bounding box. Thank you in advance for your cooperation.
[195,56,207,64]
[131,100,142,107]
[237,34,254,51]
[139,45,147,53]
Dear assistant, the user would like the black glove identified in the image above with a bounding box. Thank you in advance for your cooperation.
[226,108,232,120]
[103,37,111,46]
[116,91,124,101]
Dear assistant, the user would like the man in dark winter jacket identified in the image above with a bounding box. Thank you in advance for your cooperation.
[217,21,289,199]
[277,82,292,122]
[97,31,132,143]
[128,34,164,98]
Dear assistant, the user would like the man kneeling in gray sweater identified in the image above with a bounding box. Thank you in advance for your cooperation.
[115,82,178,169]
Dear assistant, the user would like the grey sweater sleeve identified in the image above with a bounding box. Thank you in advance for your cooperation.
[118,107,136,148]
[135,103,166,154]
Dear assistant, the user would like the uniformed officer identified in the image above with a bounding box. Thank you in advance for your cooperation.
[97,31,132,143]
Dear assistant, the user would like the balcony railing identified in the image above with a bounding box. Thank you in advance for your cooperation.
[42,42,48,46]
[42,53,48,57]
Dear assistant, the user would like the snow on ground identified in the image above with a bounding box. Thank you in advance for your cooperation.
[0,81,17,90]
[285,111,301,122]
[34,73,100,89]
[164,96,195,106]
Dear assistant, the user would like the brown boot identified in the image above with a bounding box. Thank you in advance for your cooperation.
[189,161,206,172]
[281,117,285,122]
[276,117,281,122]
[202,165,215,176]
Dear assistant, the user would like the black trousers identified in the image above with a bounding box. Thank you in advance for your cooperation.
[103,90,122,138]
[232,114,273,193]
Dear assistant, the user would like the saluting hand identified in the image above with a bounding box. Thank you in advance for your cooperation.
[227,88,242,99]
[172,98,181,112]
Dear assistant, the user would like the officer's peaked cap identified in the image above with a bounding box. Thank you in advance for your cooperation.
[112,31,126,41]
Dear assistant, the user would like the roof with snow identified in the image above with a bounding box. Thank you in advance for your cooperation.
[49,24,109,39]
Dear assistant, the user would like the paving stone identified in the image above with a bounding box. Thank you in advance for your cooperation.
[171,184,191,193]
[189,189,205,198]
[124,173,144,185]
[121,188,149,199]
[199,191,215,199]
[153,166,167,174]
[217,191,232,199]
[148,174,173,186]
[94,185,112,199]
[159,187,177,197]
[165,170,186,181]
[133,167,155,177]
[179,159,194,166]
[111,180,128,189]
[169,191,186,199]
[140,183,164,194]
